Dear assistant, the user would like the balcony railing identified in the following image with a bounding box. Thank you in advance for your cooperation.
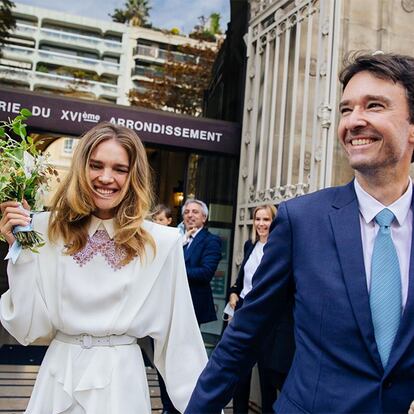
[133,44,194,64]
[14,23,37,37]
[35,71,118,95]
[134,44,158,58]
[0,66,31,83]
[39,27,123,53]
[131,66,163,78]
[37,49,120,74]
[2,44,36,59]
[0,66,118,97]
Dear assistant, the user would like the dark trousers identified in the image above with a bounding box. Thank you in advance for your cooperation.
[158,371,179,413]
[232,298,287,413]
[233,366,287,414]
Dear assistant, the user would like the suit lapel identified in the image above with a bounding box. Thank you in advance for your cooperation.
[184,228,207,260]
[241,241,255,268]
[385,188,414,374]
[329,181,383,371]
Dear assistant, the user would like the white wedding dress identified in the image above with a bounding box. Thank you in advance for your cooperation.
[0,213,207,413]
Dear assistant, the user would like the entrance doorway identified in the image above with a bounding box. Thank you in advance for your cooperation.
[146,147,187,226]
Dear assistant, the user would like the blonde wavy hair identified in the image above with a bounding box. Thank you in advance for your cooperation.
[251,204,277,243]
[48,122,155,264]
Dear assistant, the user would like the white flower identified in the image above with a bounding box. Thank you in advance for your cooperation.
[23,151,36,178]
[34,183,48,211]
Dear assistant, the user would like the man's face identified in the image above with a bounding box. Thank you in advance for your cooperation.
[338,70,414,176]
[183,202,206,231]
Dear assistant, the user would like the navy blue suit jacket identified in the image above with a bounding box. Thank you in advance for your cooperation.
[185,182,414,413]
[229,239,295,374]
[184,227,222,325]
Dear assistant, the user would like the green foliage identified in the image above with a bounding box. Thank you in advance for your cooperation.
[0,110,57,250]
[110,0,151,27]
[129,44,217,116]
[36,64,49,73]
[189,31,216,42]
[169,27,180,35]
[209,13,222,35]
[189,13,222,42]
[0,0,16,58]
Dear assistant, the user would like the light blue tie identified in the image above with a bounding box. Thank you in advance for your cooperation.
[370,208,402,368]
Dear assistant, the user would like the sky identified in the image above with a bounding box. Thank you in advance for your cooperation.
[16,0,231,35]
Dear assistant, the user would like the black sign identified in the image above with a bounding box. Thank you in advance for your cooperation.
[0,88,241,155]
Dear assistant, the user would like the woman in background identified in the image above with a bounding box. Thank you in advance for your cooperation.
[0,122,207,414]
[228,204,294,414]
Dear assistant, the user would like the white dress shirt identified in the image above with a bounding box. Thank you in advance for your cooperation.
[183,226,203,248]
[354,178,412,308]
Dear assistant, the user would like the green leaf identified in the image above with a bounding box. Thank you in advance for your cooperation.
[20,108,32,117]
[0,128,5,138]
[19,125,27,139]
[12,123,21,136]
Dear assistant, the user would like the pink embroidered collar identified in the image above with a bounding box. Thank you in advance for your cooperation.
[72,218,128,270]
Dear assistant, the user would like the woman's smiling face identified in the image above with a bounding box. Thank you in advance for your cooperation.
[88,139,130,219]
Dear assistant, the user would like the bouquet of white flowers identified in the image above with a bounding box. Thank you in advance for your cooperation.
[0,109,57,252]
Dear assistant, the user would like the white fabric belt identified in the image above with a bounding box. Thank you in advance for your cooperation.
[55,331,136,349]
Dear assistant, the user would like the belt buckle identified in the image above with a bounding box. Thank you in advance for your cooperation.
[81,334,93,349]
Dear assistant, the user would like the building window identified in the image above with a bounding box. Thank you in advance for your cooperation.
[63,138,74,154]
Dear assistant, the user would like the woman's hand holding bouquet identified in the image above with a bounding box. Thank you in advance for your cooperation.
[0,200,31,245]
[0,109,57,260]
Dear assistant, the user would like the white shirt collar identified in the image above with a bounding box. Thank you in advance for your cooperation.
[354,177,412,226]
[192,227,203,238]
[89,215,116,239]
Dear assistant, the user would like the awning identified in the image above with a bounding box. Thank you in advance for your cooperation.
[0,87,241,156]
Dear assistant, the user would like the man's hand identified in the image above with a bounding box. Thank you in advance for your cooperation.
[185,226,197,240]
[0,200,31,246]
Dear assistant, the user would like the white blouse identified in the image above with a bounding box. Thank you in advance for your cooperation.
[240,241,265,299]
[0,212,207,414]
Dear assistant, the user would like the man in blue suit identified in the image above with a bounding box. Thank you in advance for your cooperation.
[185,52,414,413]
[182,199,222,325]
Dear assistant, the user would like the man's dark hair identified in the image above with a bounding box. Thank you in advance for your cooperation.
[339,51,414,124]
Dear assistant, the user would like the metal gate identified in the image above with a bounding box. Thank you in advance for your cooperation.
[233,0,342,274]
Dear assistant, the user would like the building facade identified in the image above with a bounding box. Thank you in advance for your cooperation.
[1,3,216,105]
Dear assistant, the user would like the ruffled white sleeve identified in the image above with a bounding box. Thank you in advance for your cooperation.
[0,213,53,345]
[152,237,208,412]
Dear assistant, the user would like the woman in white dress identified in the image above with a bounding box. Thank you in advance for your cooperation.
[0,122,207,414]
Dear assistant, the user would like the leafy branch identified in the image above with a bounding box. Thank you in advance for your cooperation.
[0,109,57,252]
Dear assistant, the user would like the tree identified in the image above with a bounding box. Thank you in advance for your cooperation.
[128,44,217,116]
[110,0,151,27]
[209,13,222,35]
[189,13,221,42]
[0,0,15,57]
